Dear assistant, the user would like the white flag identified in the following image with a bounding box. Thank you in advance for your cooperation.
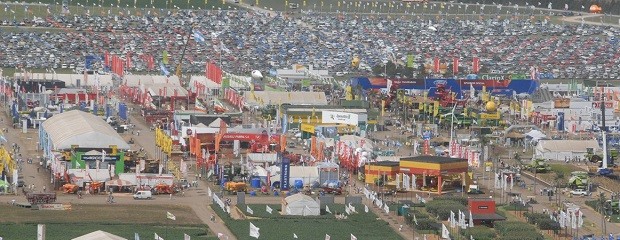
[247,205,254,215]
[413,214,418,225]
[384,204,389,214]
[578,211,583,227]
[134,233,140,240]
[348,203,356,213]
[469,211,474,227]
[364,205,369,213]
[510,175,514,190]
[154,233,164,240]
[293,233,298,239]
[441,223,451,239]
[184,233,191,240]
[217,233,226,239]
[396,173,401,189]
[571,210,577,229]
[345,205,352,215]
[249,222,260,239]
[450,211,456,228]
[166,212,176,221]
[207,187,212,197]
[266,205,273,214]
[403,174,410,190]
[325,234,331,240]
[326,205,332,214]
[351,233,358,240]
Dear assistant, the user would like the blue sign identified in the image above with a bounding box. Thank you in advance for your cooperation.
[557,112,565,132]
[281,157,291,190]
[422,130,432,140]
[118,103,127,120]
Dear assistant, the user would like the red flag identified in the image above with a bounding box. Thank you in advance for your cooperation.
[104,51,110,66]
[163,87,167,97]
[453,58,459,75]
[126,52,131,69]
[473,57,480,73]
[433,57,440,73]
[159,88,163,97]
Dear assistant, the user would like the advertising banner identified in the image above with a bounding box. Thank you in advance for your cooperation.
[281,157,290,190]
[321,111,359,126]
[557,112,565,132]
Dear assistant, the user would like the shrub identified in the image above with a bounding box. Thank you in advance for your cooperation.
[425,200,467,220]
[460,226,496,240]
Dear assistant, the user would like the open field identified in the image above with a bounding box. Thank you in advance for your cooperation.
[214,203,404,240]
[0,203,215,240]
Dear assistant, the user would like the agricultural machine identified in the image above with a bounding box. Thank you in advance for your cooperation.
[525,159,551,173]
[153,183,175,194]
[568,171,589,190]
[62,172,78,194]
[224,181,247,194]
[431,83,466,108]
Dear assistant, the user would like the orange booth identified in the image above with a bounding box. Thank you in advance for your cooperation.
[399,156,468,195]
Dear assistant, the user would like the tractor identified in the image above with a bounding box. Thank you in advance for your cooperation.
[525,159,551,173]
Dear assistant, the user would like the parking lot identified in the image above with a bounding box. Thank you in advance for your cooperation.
[0,2,619,79]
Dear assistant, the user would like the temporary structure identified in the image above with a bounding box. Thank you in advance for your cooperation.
[72,230,128,240]
[281,193,320,216]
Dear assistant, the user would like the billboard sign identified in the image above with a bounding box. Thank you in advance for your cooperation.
[321,111,359,126]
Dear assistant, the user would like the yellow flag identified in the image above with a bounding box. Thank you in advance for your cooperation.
[205,0,207,4]
[433,101,439,116]
[222,0,225,4]
[338,1,340,7]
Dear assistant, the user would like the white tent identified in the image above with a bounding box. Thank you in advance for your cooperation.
[281,193,320,216]
[525,130,547,142]
[72,230,127,240]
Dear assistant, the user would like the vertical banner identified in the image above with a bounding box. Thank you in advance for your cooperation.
[433,57,440,73]
[453,58,459,74]
[557,112,565,132]
[406,54,414,68]
[280,156,290,190]
[472,57,480,73]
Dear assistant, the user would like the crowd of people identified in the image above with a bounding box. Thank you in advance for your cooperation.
[0,4,619,79]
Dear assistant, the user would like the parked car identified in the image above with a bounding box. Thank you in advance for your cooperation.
[570,189,590,196]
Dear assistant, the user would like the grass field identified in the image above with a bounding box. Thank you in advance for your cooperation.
[0,203,215,240]
[215,203,404,240]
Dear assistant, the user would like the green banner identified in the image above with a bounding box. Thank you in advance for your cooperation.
[406,55,414,68]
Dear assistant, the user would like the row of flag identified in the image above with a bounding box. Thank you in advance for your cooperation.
[428,57,480,74]
[249,222,359,240]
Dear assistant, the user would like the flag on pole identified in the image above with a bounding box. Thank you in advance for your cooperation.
[469,211,474,227]
[441,223,451,239]
[351,234,357,240]
[383,204,389,214]
[364,205,369,213]
[184,233,191,240]
[166,212,176,220]
[413,214,418,225]
[217,233,226,239]
[293,233,298,239]
[326,205,332,214]
[249,222,260,239]
[450,211,456,228]
[325,234,331,240]
[154,233,164,240]
[134,233,140,240]
[247,205,254,215]
[266,205,273,214]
